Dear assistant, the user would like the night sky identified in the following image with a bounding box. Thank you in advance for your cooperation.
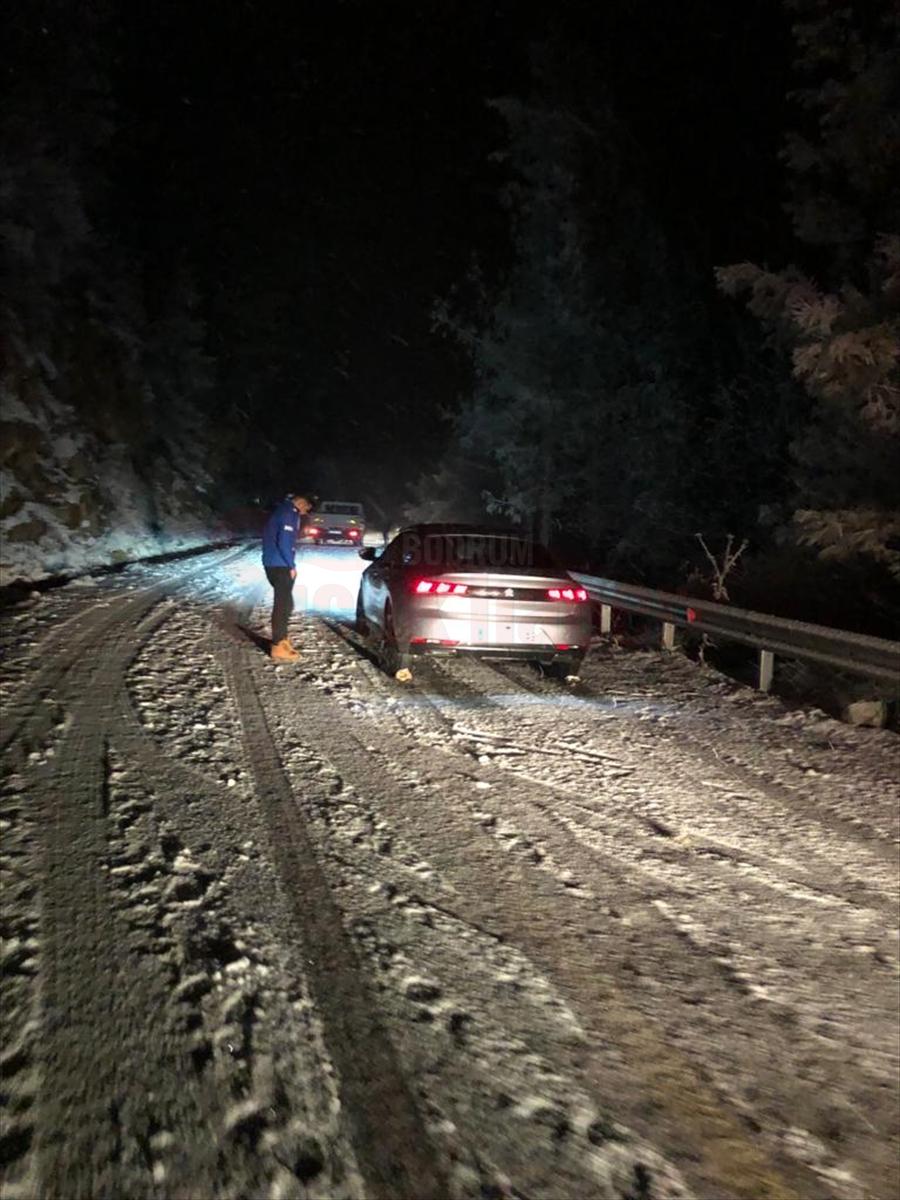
[106,0,793,509]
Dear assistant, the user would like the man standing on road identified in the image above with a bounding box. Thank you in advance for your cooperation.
[261,492,313,661]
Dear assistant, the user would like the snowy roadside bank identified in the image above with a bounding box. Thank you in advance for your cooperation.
[0,536,248,607]
[1,349,236,591]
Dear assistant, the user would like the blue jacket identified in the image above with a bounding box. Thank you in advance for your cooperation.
[262,499,300,569]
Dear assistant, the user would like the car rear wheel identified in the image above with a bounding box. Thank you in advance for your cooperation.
[355,589,369,637]
[544,653,584,681]
[380,601,410,678]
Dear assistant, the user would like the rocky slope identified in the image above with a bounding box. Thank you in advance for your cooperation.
[0,330,221,586]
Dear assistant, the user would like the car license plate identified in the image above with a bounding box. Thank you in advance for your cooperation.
[474,624,519,643]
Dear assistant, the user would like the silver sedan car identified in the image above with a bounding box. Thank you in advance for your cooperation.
[356,524,591,676]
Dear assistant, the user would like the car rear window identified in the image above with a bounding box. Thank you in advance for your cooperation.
[320,502,363,516]
[398,533,558,571]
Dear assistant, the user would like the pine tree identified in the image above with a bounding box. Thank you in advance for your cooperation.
[432,64,772,579]
[0,4,230,556]
[718,0,900,579]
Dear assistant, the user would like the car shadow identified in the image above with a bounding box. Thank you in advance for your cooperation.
[326,618,386,671]
[237,623,272,656]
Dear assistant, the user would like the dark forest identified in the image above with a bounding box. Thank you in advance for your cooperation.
[2,0,898,630]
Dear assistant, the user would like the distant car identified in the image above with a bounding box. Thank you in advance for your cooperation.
[355,523,591,676]
[301,500,367,546]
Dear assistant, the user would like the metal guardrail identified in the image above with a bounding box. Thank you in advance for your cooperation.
[571,573,900,691]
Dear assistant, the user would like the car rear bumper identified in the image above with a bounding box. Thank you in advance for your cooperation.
[399,609,590,649]
[407,640,584,663]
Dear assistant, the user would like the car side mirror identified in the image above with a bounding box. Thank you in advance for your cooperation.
[358,547,381,561]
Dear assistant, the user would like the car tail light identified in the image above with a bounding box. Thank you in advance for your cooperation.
[413,579,468,596]
[347,528,360,538]
[308,526,323,536]
[546,586,588,602]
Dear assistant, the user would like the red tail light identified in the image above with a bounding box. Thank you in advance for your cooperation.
[413,579,468,596]
[547,586,588,602]
[347,528,360,538]
[308,526,323,536]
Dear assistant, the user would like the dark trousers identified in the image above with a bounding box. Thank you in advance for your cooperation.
[265,566,294,643]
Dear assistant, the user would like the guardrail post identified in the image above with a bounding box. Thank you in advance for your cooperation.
[758,649,774,692]
[661,622,676,651]
[600,604,612,634]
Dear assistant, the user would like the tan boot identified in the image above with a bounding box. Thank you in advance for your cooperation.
[271,638,300,662]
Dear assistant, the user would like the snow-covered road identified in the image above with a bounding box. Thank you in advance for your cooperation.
[1,545,898,1200]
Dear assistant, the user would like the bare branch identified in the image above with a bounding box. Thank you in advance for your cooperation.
[695,533,749,602]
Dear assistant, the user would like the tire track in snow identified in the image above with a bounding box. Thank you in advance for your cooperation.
[107,594,364,1196]
[310,617,898,1200]
[350,645,897,926]
[1,585,178,1197]
[0,589,166,761]
[321,619,898,915]
[218,632,450,1200]
[268,618,825,1200]
[494,654,900,852]
[26,605,225,1198]
[446,655,899,910]
[415,654,900,1073]
[323,624,896,941]
[0,547,246,763]
[0,548,273,1198]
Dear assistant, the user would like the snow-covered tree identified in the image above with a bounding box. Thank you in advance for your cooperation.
[718,0,900,579]
[0,4,232,571]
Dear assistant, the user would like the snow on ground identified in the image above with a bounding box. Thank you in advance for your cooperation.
[258,667,692,1199]
[1,545,898,1200]
[97,744,365,1200]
